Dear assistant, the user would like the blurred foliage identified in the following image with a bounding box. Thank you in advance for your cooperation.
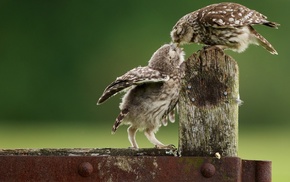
[0,0,289,126]
[0,0,289,180]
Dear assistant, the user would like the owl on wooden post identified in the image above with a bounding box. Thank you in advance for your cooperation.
[171,2,280,54]
[97,44,185,149]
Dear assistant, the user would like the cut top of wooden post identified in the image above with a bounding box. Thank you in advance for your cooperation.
[178,47,240,157]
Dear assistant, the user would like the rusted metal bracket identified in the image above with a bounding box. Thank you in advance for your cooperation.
[0,148,271,182]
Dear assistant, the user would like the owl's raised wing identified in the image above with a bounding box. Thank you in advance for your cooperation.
[97,66,169,105]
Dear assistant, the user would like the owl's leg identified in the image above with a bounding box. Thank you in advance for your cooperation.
[127,126,139,149]
[144,129,174,149]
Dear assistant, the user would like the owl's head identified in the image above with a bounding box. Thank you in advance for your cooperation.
[170,14,198,45]
[148,43,184,73]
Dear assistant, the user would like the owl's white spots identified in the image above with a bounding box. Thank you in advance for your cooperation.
[239,7,245,13]
[244,11,254,20]
[218,10,226,14]
[225,8,234,12]
[234,20,240,25]
[171,2,279,54]
[217,19,224,24]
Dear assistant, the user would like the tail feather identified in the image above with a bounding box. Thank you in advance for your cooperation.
[263,21,280,29]
[97,66,169,105]
[161,109,176,126]
[97,81,132,105]
[112,109,129,134]
[162,117,168,126]
[168,109,175,123]
[251,27,278,55]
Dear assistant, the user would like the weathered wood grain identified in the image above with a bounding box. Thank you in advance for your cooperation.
[178,47,240,157]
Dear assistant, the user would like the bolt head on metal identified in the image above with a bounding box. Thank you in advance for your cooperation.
[200,163,215,178]
[78,162,93,177]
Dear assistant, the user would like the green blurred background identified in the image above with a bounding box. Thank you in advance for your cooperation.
[0,0,289,181]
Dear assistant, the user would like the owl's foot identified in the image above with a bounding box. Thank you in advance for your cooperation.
[128,146,139,151]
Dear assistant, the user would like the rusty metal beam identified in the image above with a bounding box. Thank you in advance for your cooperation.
[242,160,272,182]
[0,148,271,182]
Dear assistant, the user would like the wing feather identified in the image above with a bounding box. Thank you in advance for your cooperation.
[198,3,271,28]
[97,66,169,104]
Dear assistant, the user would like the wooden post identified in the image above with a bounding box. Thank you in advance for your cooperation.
[178,47,240,157]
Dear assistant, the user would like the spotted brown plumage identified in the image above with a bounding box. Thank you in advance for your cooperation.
[97,43,185,149]
[97,67,169,104]
[171,2,279,54]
